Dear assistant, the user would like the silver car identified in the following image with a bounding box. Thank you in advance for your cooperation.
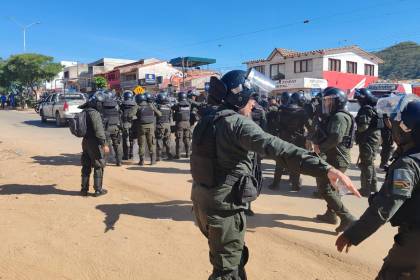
[39,93,86,126]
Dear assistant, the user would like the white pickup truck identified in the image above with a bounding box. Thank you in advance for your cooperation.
[39,93,87,126]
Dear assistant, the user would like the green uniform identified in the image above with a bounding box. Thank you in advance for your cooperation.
[355,105,382,194]
[81,108,107,192]
[120,101,138,160]
[136,102,161,159]
[155,103,173,160]
[266,105,279,136]
[191,108,331,277]
[316,111,355,222]
[344,147,420,279]
[173,101,192,158]
[380,116,394,168]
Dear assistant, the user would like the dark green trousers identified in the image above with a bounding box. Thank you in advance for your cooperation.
[358,142,379,193]
[138,125,155,157]
[376,228,420,279]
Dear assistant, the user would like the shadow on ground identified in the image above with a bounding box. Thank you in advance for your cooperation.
[96,200,335,235]
[22,120,63,128]
[127,166,190,174]
[31,153,80,166]
[0,184,80,196]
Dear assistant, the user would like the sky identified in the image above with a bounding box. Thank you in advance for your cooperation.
[1,0,419,72]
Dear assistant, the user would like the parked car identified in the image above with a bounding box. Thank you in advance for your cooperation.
[39,93,86,126]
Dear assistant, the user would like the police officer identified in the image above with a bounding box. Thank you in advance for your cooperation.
[266,97,279,136]
[380,113,395,170]
[172,92,192,159]
[155,92,173,161]
[251,93,267,130]
[354,88,383,196]
[102,91,123,166]
[120,91,137,160]
[336,98,420,280]
[135,93,161,166]
[271,92,310,191]
[313,87,357,232]
[78,92,109,197]
[191,70,358,280]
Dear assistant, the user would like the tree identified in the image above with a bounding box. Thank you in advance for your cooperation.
[94,76,108,89]
[3,53,62,100]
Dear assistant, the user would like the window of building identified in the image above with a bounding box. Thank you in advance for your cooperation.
[253,65,265,75]
[64,71,69,79]
[124,73,137,81]
[328,59,341,72]
[294,59,313,73]
[364,64,375,76]
[346,61,358,74]
[270,63,285,80]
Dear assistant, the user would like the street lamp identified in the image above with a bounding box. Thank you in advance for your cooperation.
[8,17,41,52]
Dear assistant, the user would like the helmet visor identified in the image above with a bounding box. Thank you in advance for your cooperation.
[321,95,336,115]
[246,68,276,95]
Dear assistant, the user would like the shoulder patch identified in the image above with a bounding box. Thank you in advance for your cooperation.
[392,168,414,197]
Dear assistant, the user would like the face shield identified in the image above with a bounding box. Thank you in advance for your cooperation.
[243,69,276,101]
[321,95,336,115]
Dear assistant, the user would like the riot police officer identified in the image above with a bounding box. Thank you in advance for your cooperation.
[120,91,137,160]
[380,113,395,170]
[271,92,310,191]
[266,97,279,136]
[155,92,173,161]
[354,88,383,196]
[191,70,358,280]
[78,92,109,197]
[336,97,420,280]
[313,87,357,233]
[172,92,192,159]
[251,93,267,130]
[102,91,123,166]
[135,93,162,165]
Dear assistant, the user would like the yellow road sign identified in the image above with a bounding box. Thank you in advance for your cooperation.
[133,86,145,95]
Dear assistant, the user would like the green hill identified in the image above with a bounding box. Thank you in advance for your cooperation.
[374,41,420,80]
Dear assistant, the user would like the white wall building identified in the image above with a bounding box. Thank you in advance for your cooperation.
[45,61,78,90]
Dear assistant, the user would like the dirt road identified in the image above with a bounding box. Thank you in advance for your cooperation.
[0,110,395,280]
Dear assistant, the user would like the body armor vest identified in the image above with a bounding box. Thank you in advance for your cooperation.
[157,104,171,124]
[137,104,155,124]
[102,100,120,127]
[121,101,136,123]
[175,102,190,122]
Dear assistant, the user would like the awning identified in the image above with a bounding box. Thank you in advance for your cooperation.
[169,57,216,68]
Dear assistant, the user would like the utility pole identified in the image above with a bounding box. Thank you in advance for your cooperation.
[9,17,41,52]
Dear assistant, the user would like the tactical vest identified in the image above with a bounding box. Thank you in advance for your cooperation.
[251,109,263,127]
[190,108,235,187]
[137,104,155,124]
[278,106,306,137]
[337,109,356,149]
[356,105,384,130]
[390,152,420,228]
[175,102,190,122]
[121,101,136,123]
[102,100,120,127]
[157,104,171,124]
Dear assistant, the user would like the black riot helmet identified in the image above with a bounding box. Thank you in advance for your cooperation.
[280,92,291,106]
[208,76,227,106]
[79,91,105,110]
[401,100,420,147]
[156,92,169,104]
[178,92,188,102]
[321,87,347,115]
[354,88,378,106]
[123,90,134,101]
[213,69,276,110]
[135,93,147,104]
[290,92,306,107]
[145,92,154,103]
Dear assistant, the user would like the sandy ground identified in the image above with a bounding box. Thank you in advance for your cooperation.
[0,110,396,280]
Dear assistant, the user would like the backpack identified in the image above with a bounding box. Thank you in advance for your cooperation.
[69,110,87,138]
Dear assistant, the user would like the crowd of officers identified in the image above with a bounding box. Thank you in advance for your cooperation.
[77,68,420,279]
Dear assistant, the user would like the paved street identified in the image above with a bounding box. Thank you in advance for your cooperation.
[0,109,395,280]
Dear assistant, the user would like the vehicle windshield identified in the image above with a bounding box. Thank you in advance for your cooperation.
[59,94,85,101]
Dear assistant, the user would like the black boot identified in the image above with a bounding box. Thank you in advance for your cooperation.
[184,146,190,158]
[128,146,133,160]
[156,151,161,162]
[150,153,156,165]
[93,175,107,197]
[80,176,89,196]
[316,209,339,225]
[268,174,282,190]
[138,156,144,166]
